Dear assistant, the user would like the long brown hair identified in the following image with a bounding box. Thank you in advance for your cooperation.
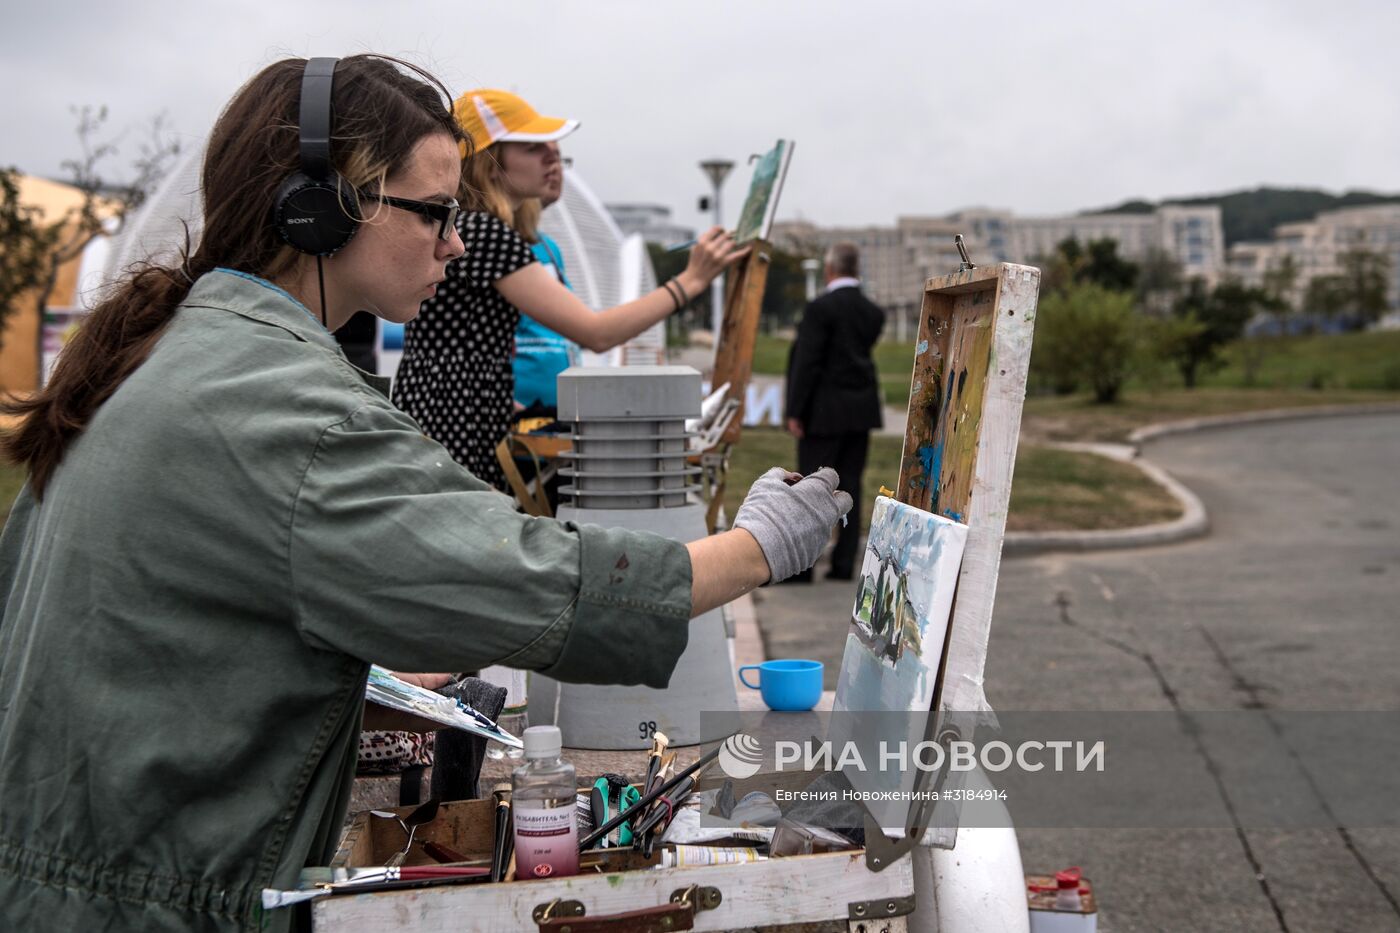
[1,55,467,499]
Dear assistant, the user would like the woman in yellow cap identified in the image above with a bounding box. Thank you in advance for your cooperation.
[392,89,743,489]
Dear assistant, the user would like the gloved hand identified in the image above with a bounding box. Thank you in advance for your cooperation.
[733,467,854,583]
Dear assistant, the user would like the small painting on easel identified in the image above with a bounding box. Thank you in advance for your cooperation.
[835,496,968,713]
[732,139,794,244]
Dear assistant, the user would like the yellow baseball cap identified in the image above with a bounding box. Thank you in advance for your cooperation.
[453,89,580,156]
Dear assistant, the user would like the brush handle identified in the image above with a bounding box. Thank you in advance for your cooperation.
[490,799,512,883]
[633,774,694,842]
[397,866,490,879]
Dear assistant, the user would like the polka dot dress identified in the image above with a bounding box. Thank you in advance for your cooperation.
[393,211,536,490]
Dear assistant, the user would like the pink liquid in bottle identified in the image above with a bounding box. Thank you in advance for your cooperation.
[512,726,579,879]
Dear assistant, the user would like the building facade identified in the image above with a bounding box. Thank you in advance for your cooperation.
[1230,204,1400,311]
[604,203,694,247]
[772,204,1226,338]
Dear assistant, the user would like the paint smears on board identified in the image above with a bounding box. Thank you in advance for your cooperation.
[916,443,942,500]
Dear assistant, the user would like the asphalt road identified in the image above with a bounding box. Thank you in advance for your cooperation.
[751,412,1400,931]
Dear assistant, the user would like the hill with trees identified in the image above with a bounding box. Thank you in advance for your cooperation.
[1088,187,1400,245]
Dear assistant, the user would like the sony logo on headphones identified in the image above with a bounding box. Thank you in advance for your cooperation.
[286,217,317,224]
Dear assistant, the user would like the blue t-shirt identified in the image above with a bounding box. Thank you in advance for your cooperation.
[513,233,578,408]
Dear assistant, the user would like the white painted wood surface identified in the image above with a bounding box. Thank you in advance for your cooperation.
[313,850,914,931]
[939,263,1039,718]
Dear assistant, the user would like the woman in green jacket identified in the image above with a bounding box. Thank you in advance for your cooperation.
[0,56,848,933]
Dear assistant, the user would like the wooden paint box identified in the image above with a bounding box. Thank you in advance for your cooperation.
[315,798,916,931]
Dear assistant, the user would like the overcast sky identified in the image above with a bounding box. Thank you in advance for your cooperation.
[4,1,1398,234]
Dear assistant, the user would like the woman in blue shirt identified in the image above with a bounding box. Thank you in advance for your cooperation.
[393,89,738,489]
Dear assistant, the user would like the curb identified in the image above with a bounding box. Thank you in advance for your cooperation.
[1004,402,1400,556]
[1124,400,1400,446]
[1003,443,1208,556]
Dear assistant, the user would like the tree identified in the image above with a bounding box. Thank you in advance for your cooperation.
[1303,274,1349,328]
[1027,282,1085,395]
[1069,284,1140,403]
[1261,253,1300,310]
[1034,238,1080,297]
[1336,248,1390,327]
[1299,249,1390,331]
[0,106,179,360]
[759,247,808,332]
[1164,279,1268,387]
[1251,252,1301,339]
[1136,247,1183,316]
[1080,237,1139,292]
[1036,236,1140,297]
[646,241,706,343]
[0,169,60,352]
[1030,282,1140,403]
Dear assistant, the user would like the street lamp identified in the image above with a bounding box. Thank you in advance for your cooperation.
[698,158,734,344]
[801,258,822,302]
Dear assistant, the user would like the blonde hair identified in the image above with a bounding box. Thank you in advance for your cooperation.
[461,145,539,242]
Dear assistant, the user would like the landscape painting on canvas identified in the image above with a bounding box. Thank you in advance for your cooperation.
[834,496,968,714]
[732,139,793,244]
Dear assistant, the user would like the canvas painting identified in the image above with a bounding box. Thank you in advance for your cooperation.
[825,497,967,830]
[834,496,968,714]
[732,139,794,244]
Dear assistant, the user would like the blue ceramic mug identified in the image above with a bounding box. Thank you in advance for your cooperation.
[738,659,824,712]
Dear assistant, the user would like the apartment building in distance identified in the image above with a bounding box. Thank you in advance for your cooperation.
[605,203,694,248]
[771,204,1225,338]
[1228,204,1400,311]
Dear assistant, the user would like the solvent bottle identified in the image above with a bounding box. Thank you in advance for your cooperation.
[511,725,579,879]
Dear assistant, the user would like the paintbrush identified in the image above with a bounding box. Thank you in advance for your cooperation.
[628,734,669,849]
[637,760,714,856]
[262,867,490,909]
[578,744,722,851]
[633,752,676,850]
[490,783,512,883]
[641,732,669,803]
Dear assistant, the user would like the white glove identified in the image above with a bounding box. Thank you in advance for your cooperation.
[733,467,854,583]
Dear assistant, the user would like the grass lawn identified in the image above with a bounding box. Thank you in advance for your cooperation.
[1020,387,1399,444]
[1004,446,1180,531]
[759,328,1400,396]
[754,331,1400,442]
[752,334,914,407]
[721,428,1180,534]
[1203,329,1400,391]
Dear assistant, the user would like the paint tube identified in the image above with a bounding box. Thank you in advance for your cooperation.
[657,845,767,868]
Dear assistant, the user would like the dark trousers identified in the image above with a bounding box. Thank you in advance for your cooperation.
[797,430,869,576]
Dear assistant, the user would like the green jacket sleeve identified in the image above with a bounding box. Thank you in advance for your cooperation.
[287,403,694,688]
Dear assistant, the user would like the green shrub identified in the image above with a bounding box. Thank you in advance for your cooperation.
[1031,283,1141,403]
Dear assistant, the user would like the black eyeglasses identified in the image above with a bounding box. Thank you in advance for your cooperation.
[368,194,461,241]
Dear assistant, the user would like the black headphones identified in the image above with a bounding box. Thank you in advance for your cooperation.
[273,57,361,256]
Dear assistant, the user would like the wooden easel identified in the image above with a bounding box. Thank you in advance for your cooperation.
[699,239,773,531]
[859,260,1041,868]
[709,239,773,445]
[903,259,1039,726]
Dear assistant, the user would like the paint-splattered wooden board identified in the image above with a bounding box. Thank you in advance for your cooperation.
[895,263,1039,717]
[709,239,773,446]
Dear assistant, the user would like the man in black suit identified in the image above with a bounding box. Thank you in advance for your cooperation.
[785,241,886,581]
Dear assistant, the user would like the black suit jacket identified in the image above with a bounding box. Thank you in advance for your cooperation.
[785,285,886,435]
